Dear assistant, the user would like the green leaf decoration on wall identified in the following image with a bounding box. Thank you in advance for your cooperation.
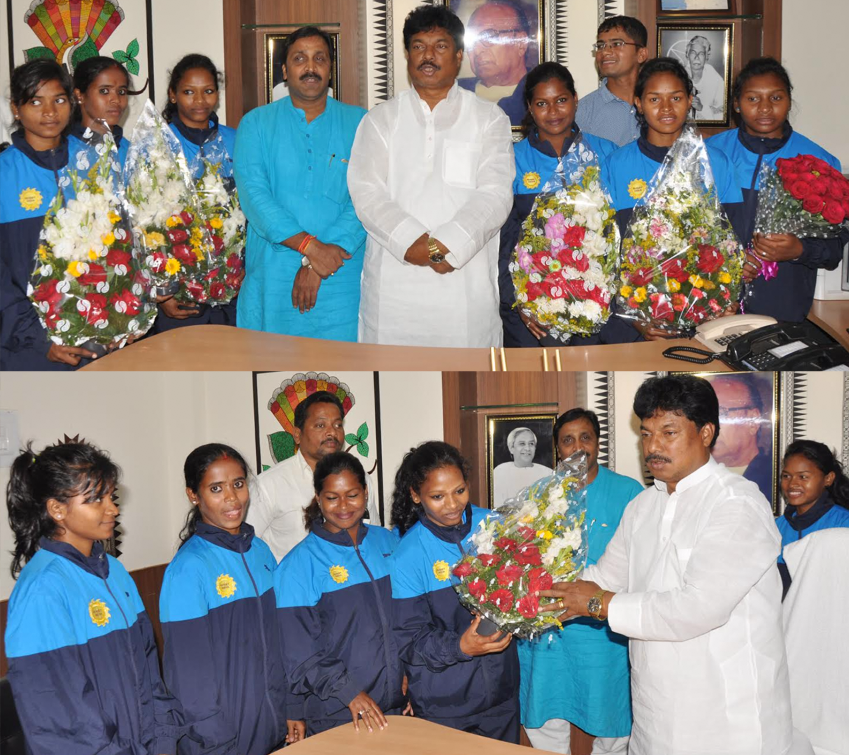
[71,37,100,69]
[345,422,370,458]
[113,38,140,75]
[268,431,296,464]
[24,46,54,61]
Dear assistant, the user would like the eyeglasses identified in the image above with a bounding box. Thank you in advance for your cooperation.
[591,40,641,53]
[473,28,525,46]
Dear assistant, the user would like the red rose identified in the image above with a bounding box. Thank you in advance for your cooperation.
[696,245,725,275]
[822,200,846,225]
[210,235,224,253]
[226,253,241,270]
[224,271,243,291]
[661,258,690,283]
[478,553,501,567]
[515,544,542,566]
[77,264,107,287]
[802,195,825,215]
[453,562,475,578]
[557,247,590,273]
[110,289,141,316]
[209,282,226,300]
[517,526,536,542]
[809,177,829,197]
[184,280,206,302]
[526,281,545,302]
[167,229,189,243]
[180,211,194,225]
[562,225,587,248]
[788,180,812,200]
[106,248,132,270]
[495,564,524,585]
[150,251,168,272]
[684,304,708,323]
[468,579,487,599]
[32,279,63,307]
[629,267,654,286]
[649,293,674,322]
[494,537,518,553]
[173,244,196,267]
[527,567,553,592]
[204,267,221,282]
[487,588,514,613]
[79,293,108,325]
[516,593,540,619]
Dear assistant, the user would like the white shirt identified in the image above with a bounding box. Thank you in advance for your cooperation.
[247,450,382,562]
[347,82,514,347]
[584,457,792,755]
[492,462,553,508]
[689,63,725,120]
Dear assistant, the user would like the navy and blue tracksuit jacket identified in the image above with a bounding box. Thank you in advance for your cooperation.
[159,522,290,755]
[0,131,89,371]
[275,521,404,735]
[69,122,131,168]
[390,504,521,742]
[499,127,618,348]
[709,125,847,322]
[152,114,238,334]
[5,538,184,755]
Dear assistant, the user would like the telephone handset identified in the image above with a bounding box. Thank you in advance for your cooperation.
[694,315,778,353]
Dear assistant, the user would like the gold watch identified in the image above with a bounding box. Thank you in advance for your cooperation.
[587,589,607,621]
[427,236,445,264]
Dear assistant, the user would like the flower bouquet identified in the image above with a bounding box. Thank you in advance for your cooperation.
[27,128,156,353]
[616,127,745,333]
[124,99,216,297]
[175,131,245,306]
[510,134,620,341]
[452,452,589,639]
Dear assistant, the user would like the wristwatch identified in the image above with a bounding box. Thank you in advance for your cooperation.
[427,236,445,264]
[587,590,607,621]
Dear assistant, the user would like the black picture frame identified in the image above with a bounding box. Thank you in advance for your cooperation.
[658,0,733,14]
[265,31,340,105]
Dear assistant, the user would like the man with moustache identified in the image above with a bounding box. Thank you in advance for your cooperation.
[684,35,725,120]
[540,375,792,755]
[247,391,381,561]
[348,4,514,347]
[234,26,366,342]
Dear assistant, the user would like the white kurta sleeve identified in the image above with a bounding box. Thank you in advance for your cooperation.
[583,496,634,593]
[432,108,515,269]
[347,114,429,263]
[607,493,780,642]
[246,477,274,542]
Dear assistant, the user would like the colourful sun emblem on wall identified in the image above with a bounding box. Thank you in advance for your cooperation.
[329,565,349,584]
[216,574,237,598]
[522,171,541,190]
[88,598,110,627]
[628,178,648,199]
[432,560,450,581]
[19,188,43,211]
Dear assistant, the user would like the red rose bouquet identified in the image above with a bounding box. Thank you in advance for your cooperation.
[616,127,745,333]
[451,453,588,638]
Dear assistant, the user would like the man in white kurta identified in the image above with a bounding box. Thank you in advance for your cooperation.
[347,4,514,347]
[686,36,725,120]
[541,375,792,755]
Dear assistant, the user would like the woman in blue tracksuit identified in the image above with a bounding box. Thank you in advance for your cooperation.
[155,54,238,333]
[390,441,520,743]
[4,440,183,755]
[71,56,134,167]
[275,451,404,736]
[708,57,847,322]
[499,62,618,347]
[602,57,744,343]
[776,440,849,596]
[0,59,95,370]
[159,443,301,754]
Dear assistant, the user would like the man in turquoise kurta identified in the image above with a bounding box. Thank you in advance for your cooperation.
[234,26,366,341]
[519,409,643,754]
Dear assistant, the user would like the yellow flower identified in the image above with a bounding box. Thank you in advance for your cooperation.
[620,285,633,298]
[536,530,553,540]
[102,232,115,246]
[689,274,704,289]
[329,565,349,584]
[193,245,205,261]
[523,171,541,190]
[519,514,534,524]
[210,217,223,229]
[702,280,716,291]
[165,215,182,228]
[19,187,43,211]
[432,560,450,581]
[165,258,181,276]
[89,598,111,627]
[67,260,85,277]
[718,272,732,284]
[667,278,681,293]
[108,211,122,225]
[37,245,48,261]
[634,287,647,303]
[216,574,237,598]
[144,231,166,248]
[191,227,203,242]
[88,249,100,261]
[628,178,647,199]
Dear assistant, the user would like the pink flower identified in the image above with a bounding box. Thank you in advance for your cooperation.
[544,213,568,242]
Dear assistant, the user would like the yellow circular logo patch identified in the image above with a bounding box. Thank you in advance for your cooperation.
[628,178,648,199]
[89,598,110,627]
[216,574,237,598]
[433,560,450,581]
[522,171,541,190]
[330,565,349,584]
[19,188,43,212]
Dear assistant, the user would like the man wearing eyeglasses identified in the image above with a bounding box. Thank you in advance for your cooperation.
[575,16,649,146]
[685,35,724,120]
[458,0,533,125]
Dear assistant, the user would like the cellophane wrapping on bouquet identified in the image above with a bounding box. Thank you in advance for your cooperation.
[452,452,589,639]
[27,127,156,351]
[510,134,620,341]
[174,131,246,305]
[123,99,216,296]
[616,126,745,334]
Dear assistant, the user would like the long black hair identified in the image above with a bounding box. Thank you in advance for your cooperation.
[7,441,120,578]
[634,57,693,126]
[390,441,471,535]
[520,61,577,137]
[10,59,73,133]
[162,53,224,123]
[782,440,849,509]
[304,451,368,529]
[72,56,142,124]
[731,56,793,125]
[179,443,250,545]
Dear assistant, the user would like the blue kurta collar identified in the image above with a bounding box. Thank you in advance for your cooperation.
[736,121,792,155]
[70,121,124,148]
[285,95,332,126]
[195,520,254,552]
[39,536,109,578]
[310,518,370,547]
[11,130,69,171]
[170,111,219,146]
[417,502,473,544]
[529,124,579,159]
[783,491,834,532]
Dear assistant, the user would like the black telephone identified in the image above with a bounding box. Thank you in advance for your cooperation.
[663,316,849,370]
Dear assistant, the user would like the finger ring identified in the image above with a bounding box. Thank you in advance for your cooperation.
[359,710,366,716]
[557,599,564,610]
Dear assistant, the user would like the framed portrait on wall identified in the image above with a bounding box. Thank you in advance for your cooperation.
[658,0,732,13]
[486,413,557,508]
[265,31,339,104]
[657,23,733,126]
[441,0,545,130]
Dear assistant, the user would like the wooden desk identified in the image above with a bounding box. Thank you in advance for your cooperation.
[275,716,546,754]
[809,299,849,350]
[82,324,731,372]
